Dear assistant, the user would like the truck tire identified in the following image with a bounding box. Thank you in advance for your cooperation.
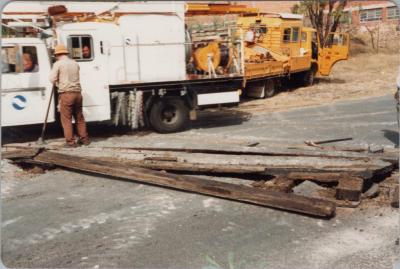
[245,79,275,99]
[264,79,275,98]
[303,69,316,86]
[149,97,189,133]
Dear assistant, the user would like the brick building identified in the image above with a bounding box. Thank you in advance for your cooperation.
[339,1,400,52]
[341,1,399,26]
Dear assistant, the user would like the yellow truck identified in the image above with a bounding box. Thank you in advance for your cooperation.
[187,3,350,98]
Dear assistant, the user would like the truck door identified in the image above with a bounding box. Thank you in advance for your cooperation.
[1,43,54,127]
[318,33,349,76]
[61,29,110,122]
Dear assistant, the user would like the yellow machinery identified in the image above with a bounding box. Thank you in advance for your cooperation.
[237,13,349,78]
[186,3,349,98]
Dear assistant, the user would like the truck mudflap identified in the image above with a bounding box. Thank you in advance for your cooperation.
[111,91,144,129]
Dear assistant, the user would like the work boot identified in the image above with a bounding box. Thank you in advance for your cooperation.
[77,138,91,146]
[63,143,78,148]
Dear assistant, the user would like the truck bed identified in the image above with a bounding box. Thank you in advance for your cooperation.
[109,76,244,92]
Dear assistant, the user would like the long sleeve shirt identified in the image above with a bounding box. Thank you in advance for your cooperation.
[49,55,82,93]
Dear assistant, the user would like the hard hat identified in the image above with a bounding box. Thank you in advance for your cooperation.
[54,44,69,55]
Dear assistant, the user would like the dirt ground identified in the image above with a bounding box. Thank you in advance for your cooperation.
[237,53,399,114]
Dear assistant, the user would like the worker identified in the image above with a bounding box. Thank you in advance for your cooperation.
[49,44,90,147]
[82,46,91,59]
[23,53,39,72]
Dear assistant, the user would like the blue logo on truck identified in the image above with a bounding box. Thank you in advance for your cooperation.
[12,95,27,110]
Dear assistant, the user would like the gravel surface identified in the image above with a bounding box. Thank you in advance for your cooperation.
[2,93,399,269]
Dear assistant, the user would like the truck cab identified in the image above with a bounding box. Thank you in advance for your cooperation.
[1,35,112,128]
[317,32,349,76]
[1,38,54,127]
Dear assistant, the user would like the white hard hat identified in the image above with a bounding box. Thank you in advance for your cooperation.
[245,30,255,43]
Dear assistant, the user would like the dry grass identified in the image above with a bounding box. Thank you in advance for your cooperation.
[237,53,399,114]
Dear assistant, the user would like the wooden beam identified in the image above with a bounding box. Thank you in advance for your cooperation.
[68,157,386,179]
[1,148,40,160]
[96,144,373,160]
[336,177,364,201]
[115,159,267,174]
[34,151,336,218]
[49,147,393,180]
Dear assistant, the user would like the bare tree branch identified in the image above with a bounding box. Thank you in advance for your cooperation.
[298,0,348,48]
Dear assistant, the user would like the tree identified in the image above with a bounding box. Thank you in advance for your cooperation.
[297,0,348,47]
[2,25,16,37]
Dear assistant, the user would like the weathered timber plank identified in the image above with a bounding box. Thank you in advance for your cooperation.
[1,148,40,160]
[7,145,393,176]
[117,159,267,174]
[57,147,392,177]
[69,156,388,179]
[336,177,364,201]
[45,148,391,182]
[34,151,336,217]
[96,144,373,160]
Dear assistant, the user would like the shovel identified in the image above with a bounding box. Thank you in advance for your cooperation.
[37,85,56,145]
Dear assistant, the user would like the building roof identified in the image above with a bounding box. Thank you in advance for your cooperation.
[247,1,299,13]
[344,0,396,11]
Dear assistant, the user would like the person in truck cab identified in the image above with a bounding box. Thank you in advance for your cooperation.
[23,53,39,72]
[49,44,90,147]
[82,46,91,59]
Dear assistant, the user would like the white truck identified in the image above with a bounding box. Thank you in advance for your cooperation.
[1,2,243,133]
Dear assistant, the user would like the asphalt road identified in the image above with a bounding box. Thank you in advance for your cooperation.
[2,95,399,269]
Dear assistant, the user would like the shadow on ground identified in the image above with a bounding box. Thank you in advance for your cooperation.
[316,77,347,84]
[2,110,252,144]
[190,109,252,130]
[382,129,399,147]
[1,122,136,145]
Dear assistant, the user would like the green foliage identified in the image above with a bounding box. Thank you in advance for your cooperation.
[1,26,16,38]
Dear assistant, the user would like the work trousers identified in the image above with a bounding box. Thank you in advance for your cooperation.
[59,92,89,145]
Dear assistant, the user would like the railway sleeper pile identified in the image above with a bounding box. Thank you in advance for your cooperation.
[2,143,398,219]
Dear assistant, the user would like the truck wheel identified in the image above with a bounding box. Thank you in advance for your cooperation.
[149,97,189,133]
[264,79,275,98]
[303,69,315,86]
